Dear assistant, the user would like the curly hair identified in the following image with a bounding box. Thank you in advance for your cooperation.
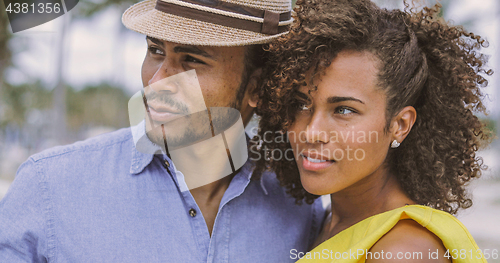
[250,0,492,215]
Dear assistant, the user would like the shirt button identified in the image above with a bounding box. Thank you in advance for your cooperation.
[163,160,170,168]
[189,208,197,217]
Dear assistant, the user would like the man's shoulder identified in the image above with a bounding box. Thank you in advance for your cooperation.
[30,127,133,163]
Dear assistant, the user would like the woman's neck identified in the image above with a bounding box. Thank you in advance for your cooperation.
[327,168,414,238]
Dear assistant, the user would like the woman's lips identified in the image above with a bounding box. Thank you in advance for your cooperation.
[300,153,335,171]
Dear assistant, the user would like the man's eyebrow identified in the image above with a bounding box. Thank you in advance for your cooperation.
[327,96,365,104]
[173,46,215,60]
[146,36,163,47]
[146,36,215,60]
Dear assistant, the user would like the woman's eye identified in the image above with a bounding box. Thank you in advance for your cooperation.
[185,55,206,65]
[148,47,164,55]
[298,103,311,112]
[335,107,355,115]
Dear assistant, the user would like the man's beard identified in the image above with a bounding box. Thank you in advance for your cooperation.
[145,79,246,151]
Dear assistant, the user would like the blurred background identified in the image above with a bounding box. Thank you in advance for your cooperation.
[0,0,499,260]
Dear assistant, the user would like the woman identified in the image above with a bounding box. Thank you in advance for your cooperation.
[251,0,493,262]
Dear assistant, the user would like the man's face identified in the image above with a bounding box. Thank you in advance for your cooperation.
[141,37,247,148]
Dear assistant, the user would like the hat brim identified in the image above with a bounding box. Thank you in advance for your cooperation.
[122,0,289,46]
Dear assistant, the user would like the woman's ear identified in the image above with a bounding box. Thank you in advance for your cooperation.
[246,68,262,108]
[390,106,417,144]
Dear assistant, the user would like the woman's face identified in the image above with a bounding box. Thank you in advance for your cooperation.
[288,50,394,196]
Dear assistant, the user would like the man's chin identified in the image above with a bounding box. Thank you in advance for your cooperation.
[146,127,210,151]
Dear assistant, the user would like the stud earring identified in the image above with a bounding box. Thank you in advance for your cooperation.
[391,140,400,148]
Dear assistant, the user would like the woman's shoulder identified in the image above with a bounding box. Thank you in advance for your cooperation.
[297,205,486,262]
[364,205,485,263]
[367,219,450,262]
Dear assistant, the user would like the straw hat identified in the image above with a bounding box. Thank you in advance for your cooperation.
[122,0,293,46]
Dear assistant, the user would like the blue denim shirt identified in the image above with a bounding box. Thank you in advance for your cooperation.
[0,127,325,263]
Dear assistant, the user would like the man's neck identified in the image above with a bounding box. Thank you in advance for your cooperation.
[190,172,236,236]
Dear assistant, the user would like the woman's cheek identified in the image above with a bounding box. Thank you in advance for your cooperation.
[352,131,390,172]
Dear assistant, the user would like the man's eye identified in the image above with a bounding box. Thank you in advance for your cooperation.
[335,107,355,115]
[148,47,164,55]
[185,55,206,65]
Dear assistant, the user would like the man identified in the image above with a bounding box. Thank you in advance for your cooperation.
[0,0,325,262]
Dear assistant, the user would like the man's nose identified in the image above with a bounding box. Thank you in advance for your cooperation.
[148,59,183,93]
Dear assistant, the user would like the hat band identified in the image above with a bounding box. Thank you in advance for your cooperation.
[155,0,291,35]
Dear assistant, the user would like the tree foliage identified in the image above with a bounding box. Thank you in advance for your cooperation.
[0,82,51,128]
[66,84,130,130]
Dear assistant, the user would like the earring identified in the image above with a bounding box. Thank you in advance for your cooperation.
[391,140,400,148]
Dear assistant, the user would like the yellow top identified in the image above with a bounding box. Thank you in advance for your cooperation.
[296,205,487,263]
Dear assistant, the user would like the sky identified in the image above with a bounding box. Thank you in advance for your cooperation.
[4,0,500,114]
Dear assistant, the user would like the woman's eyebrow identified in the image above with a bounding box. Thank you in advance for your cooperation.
[327,96,365,104]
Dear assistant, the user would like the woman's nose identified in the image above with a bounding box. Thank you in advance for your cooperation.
[304,113,329,144]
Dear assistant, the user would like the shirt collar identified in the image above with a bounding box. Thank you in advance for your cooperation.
[130,121,157,174]
[129,121,268,195]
